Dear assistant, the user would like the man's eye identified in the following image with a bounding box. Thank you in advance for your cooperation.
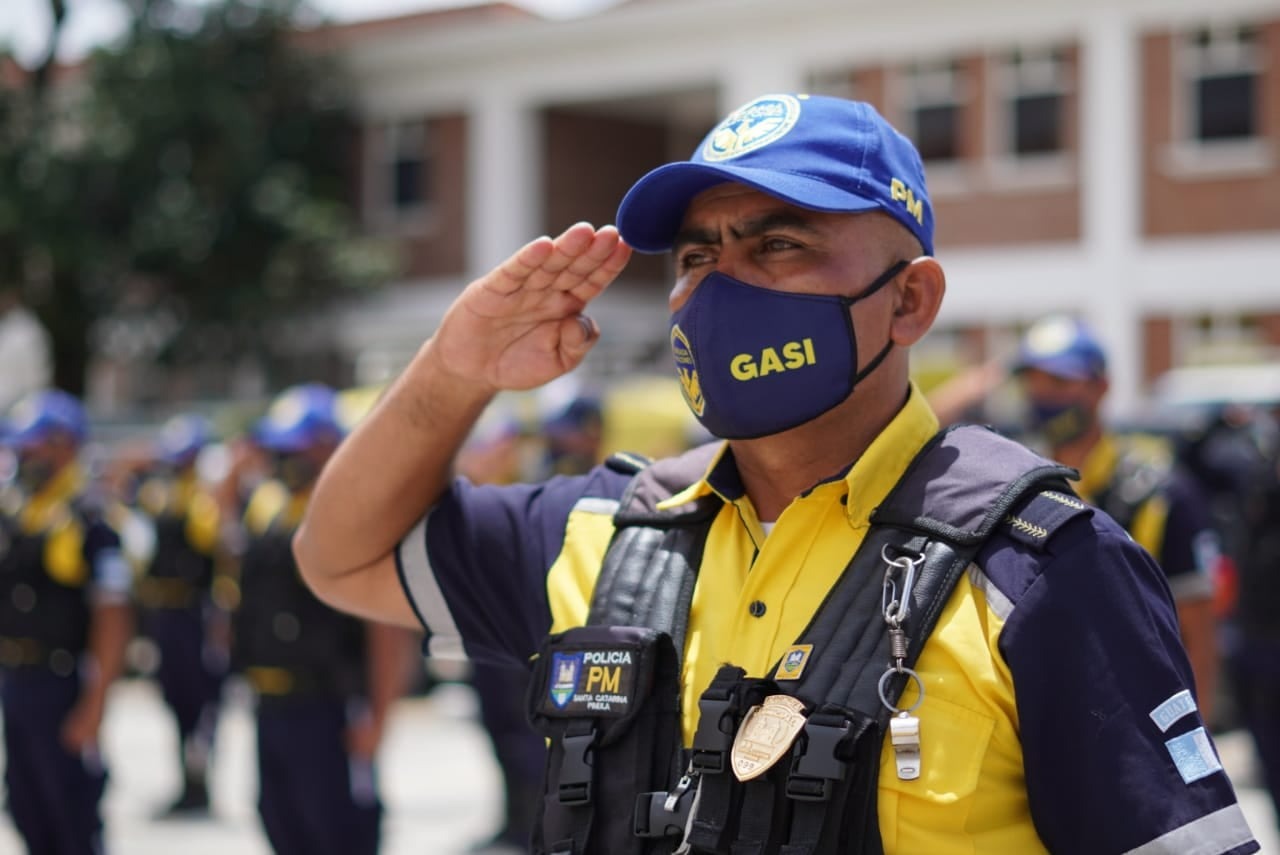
[761,236,799,252]
[678,250,711,269]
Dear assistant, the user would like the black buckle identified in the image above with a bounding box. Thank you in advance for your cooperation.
[633,788,693,838]
[786,719,852,802]
[690,695,734,775]
[558,732,594,806]
[690,748,726,775]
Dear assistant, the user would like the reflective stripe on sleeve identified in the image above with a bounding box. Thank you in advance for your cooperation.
[395,514,466,660]
[93,547,133,597]
[1121,804,1256,855]
[572,497,620,516]
[968,563,1014,622]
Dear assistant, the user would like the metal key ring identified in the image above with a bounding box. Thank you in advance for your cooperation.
[877,667,925,714]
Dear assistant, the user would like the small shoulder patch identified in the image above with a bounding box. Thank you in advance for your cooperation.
[605,451,651,476]
[1002,489,1092,550]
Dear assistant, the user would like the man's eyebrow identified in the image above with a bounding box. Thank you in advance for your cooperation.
[671,225,719,254]
[733,210,823,239]
[671,210,823,252]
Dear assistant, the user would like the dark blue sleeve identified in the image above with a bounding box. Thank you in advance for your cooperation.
[982,513,1257,855]
[407,465,632,669]
[82,513,131,598]
[1158,469,1219,594]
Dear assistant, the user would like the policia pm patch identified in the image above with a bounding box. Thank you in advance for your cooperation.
[545,647,639,717]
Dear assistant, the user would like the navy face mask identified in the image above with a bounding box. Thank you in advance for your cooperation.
[15,457,57,495]
[670,260,907,440]
[273,452,320,492]
[1027,399,1092,447]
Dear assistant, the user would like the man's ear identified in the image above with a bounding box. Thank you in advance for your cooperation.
[890,257,945,347]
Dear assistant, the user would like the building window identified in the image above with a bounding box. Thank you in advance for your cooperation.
[1177,312,1269,364]
[1183,25,1260,143]
[902,59,966,163]
[389,119,429,212]
[999,47,1069,156]
[367,118,432,226]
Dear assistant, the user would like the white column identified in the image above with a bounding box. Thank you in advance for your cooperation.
[717,60,808,116]
[1080,10,1143,416]
[466,93,541,276]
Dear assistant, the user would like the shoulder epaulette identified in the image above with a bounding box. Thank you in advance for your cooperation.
[1001,488,1093,550]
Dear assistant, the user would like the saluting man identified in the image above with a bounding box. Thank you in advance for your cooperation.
[294,95,1259,855]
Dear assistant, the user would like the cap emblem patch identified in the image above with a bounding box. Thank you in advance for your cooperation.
[702,95,802,163]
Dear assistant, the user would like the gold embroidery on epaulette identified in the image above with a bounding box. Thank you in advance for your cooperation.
[614,452,649,470]
[1004,515,1048,540]
[1041,491,1085,510]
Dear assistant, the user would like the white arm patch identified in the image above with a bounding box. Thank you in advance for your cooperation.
[396,514,466,660]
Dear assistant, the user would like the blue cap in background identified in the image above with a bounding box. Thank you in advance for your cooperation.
[1014,316,1109,380]
[617,94,934,255]
[3,389,88,449]
[253,384,344,453]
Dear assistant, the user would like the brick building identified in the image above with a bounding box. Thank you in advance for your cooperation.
[319,0,1279,416]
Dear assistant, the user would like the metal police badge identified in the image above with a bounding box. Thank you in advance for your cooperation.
[731,694,807,781]
[702,94,802,163]
[670,325,705,417]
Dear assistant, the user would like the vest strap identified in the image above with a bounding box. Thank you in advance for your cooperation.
[732,776,783,855]
[684,668,773,853]
[558,722,596,807]
[782,708,877,855]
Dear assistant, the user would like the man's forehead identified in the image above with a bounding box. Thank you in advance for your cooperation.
[683,182,803,218]
[676,184,886,240]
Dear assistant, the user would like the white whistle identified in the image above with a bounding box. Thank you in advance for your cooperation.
[889,712,922,781]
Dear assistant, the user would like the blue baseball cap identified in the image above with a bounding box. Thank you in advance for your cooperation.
[1014,316,1109,380]
[616,94,934,255]
[3,389,88,449]
[253,384,344,453]
[542,396,603,436]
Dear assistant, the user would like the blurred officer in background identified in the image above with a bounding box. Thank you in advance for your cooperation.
[456,406,547,854]
[231,384,415,855]
[0,389,134,855]
[134,413,231,817]
[1182,401,1280,829]
[1014,315,1222,722]
[536,377,604,479]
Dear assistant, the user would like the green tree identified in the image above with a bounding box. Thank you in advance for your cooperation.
[1,0,391,397]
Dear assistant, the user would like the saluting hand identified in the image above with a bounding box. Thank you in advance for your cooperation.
[430,222,631,393]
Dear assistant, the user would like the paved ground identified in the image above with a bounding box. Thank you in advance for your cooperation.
[1,677,1277,854]
[0,679,506,855]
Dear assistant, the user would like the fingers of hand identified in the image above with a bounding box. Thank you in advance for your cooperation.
[498,223,626,295]
[569,230,631,303]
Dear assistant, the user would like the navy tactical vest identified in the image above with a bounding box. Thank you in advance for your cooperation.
[0,503,95,674]
[233,516,365,698]
[527,425,1089,855]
